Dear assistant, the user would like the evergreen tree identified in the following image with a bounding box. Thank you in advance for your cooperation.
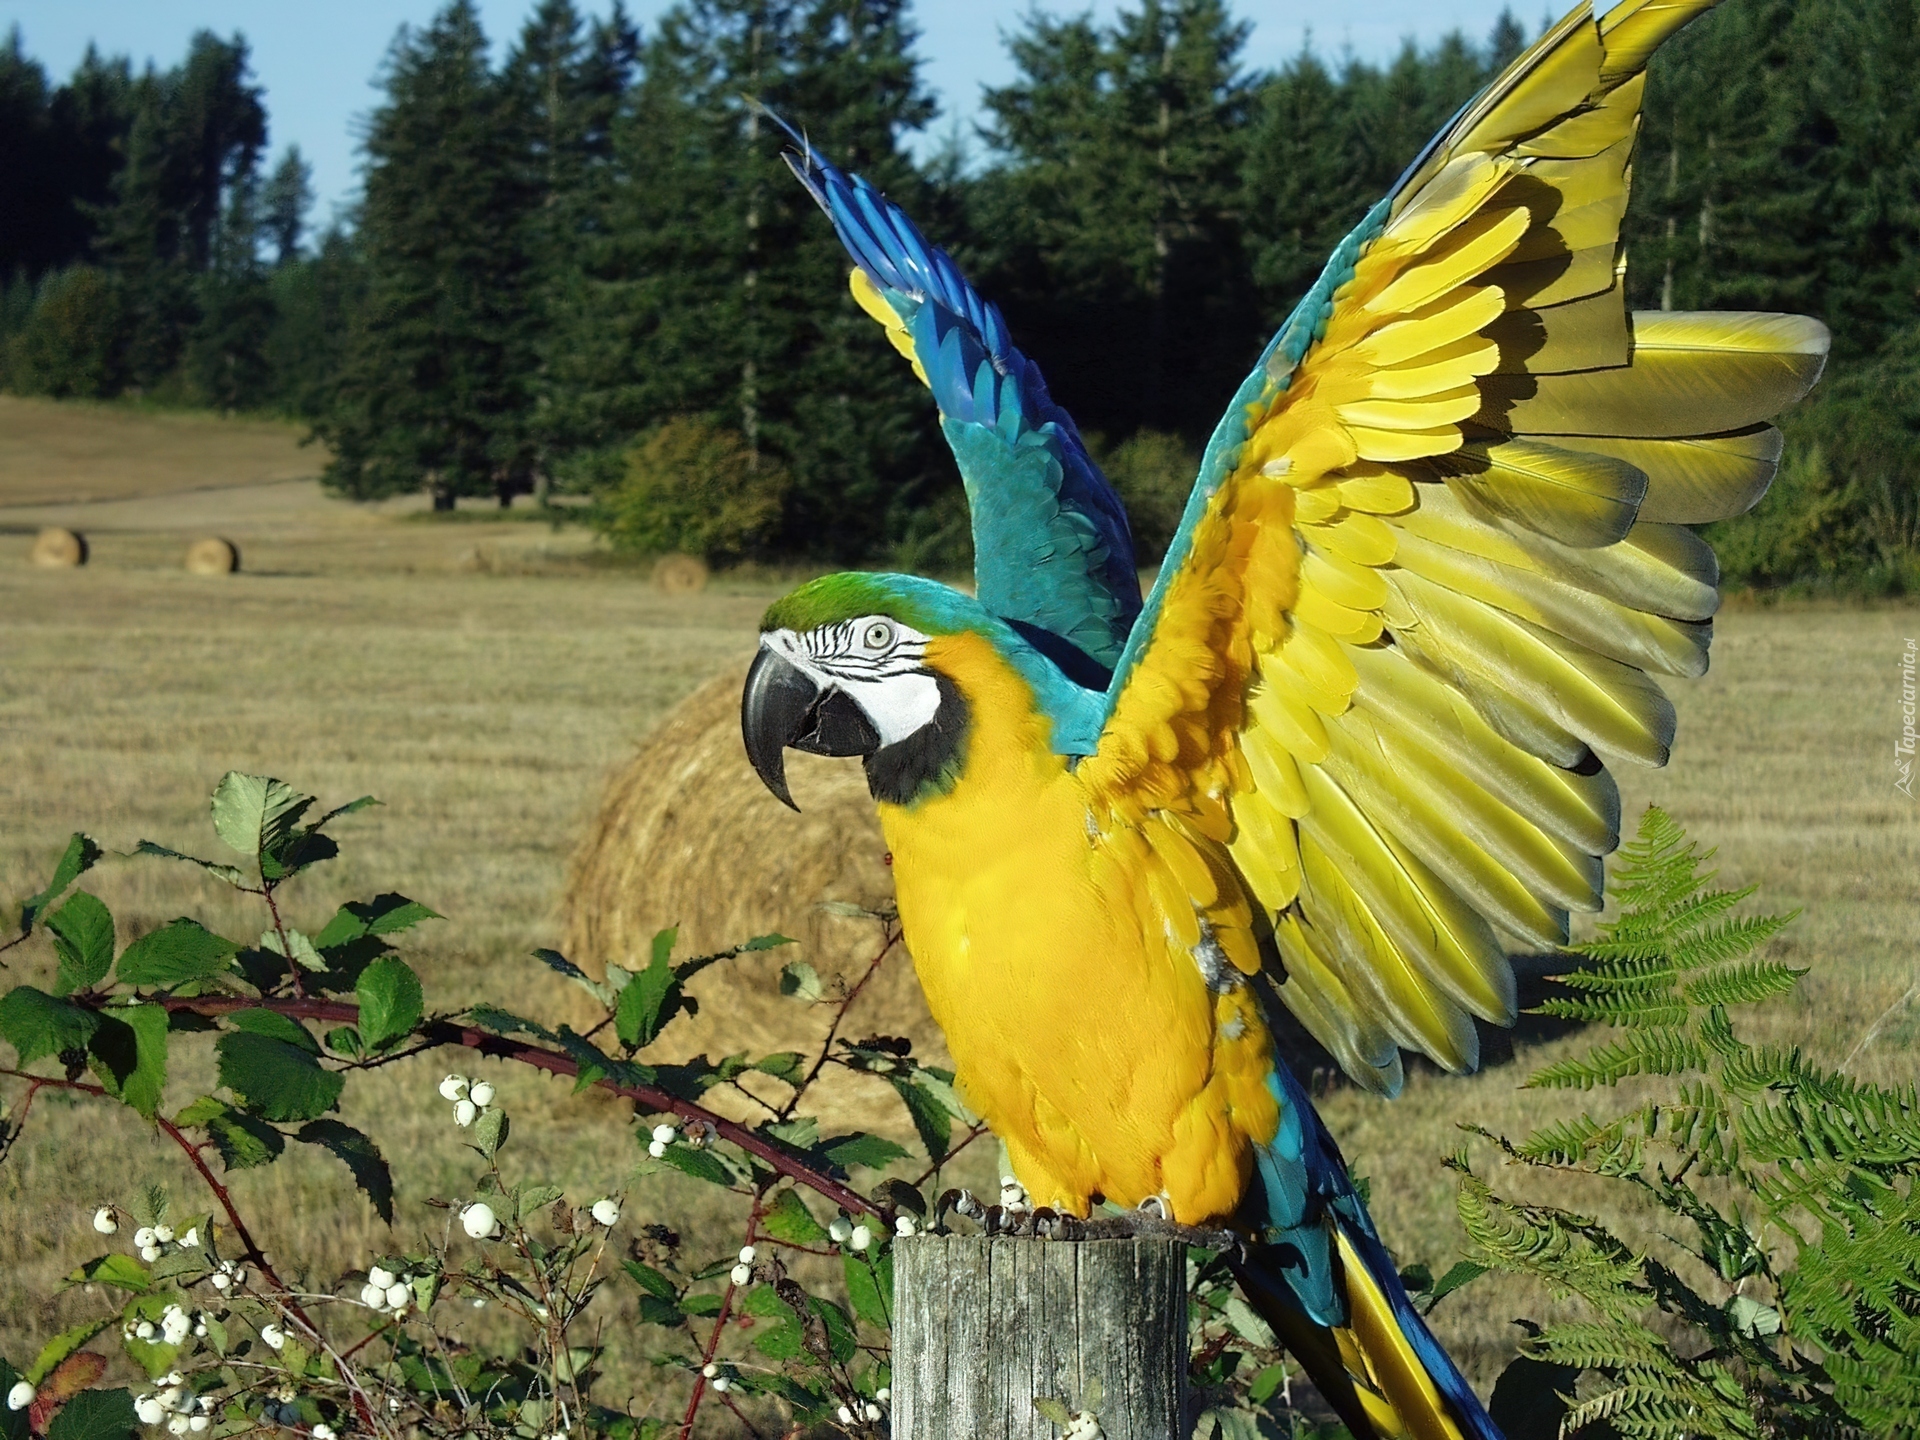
[260,146,314,266]
[315,1,537,508]
[266,230,365,421]
[977,0,1256,440]
[557,0,942,559]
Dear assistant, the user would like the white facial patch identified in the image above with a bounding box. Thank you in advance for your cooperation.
[762,616,942,748]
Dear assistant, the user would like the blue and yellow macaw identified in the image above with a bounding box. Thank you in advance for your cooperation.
[738,3,1826,1435]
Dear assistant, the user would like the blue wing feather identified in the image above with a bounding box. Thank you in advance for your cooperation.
[772,113,1142,683]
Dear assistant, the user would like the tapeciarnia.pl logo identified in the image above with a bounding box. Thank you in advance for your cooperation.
[1898,638,1917,799]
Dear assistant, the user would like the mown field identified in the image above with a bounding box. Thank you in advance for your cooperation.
[2,398,1916,1426]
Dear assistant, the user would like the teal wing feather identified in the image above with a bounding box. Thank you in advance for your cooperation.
[777,120,1142,685]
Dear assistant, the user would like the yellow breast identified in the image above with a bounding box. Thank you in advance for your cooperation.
[877,631,1280,1225]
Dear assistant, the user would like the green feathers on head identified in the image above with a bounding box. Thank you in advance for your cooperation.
[761,572,983,637]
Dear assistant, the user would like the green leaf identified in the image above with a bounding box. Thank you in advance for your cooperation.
[635,1294,683,1327]
[811,1295,857,1363]
[176,1096,284,1170]
[891,1076,953,1164]
[114,920,239,988]
[47,1389,139,1440]
[655,1144,730,1186]
[752,1052,806,1085]
[0,986,100,1065]
[86,1005,169,1119]
[752,1318,804,1360]
[224,1009,321,1054]
[467,1006,558,1042]
[535,948,614,1007]
[27,1318,112,1384]
[821,1134,909,1172]
[761,1188,829,1245]
[515,1184,565,1221]
[1034,1398,1072,1427]
[259,927,325,973]
[48,893,114,996]
[615,945,679,1051]
[129,841,247,889]
[1248,1364,1288,1406]
[19,834,104,935]
[844,1252,890,1328]
[1425,1259,1490,1313]
[324,1027,364,1057]
[215,1031,343,1122]
[742,934,795,951]
[295,1120,394,1223]
[0,1358,25,1440]
[351,894,441,937]
[472,1106,509,1159]
[681,1292,724,1317]
[209,773,313,858]
[622,1261,678,1300]
[63,1255,150,1295]
[779,961,823,1002]
[355,956,422,1050]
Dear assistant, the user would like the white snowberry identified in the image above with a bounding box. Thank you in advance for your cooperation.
[210,1271,232,1292]
[468,1081,495,1107]
[260,1323,286,1350]
[701,1364,718,1379]
[864,1402,882,1422]
[454,1099,478,1127]
[180,1227,199,1248]
[93,1207,118,1234]
[385,1283,411,1311]
[166,1415,190,1435]
[134,1227,157,1249]
[894,1215,917,1237]
[849,1224,873,1252]
[439,1074,469,1101]
[460,1203,497,1239]
[729,1264,751,1286]
[153,1224,175,1243]
[359,1283,385,1309]
[646,1139,668,1158]
[7,1381,35,1411]
[312,1425,335,1439]
[828,1217,853,1244]
[141,1245,163,1263]
[836,1405,853,1425]
[188,1417,209,1433]
[135,1321,157,1340]
[590,1198,620,1227]
[737,1244,756,1264]
[135,1395,166,1426]
[711,1376,731,1394]
[368,1265,395,1290]
[651,1122,677,1143]
[876,1388,890,1403]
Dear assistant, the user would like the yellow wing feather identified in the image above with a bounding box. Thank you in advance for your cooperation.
[1080,0,1828,1092]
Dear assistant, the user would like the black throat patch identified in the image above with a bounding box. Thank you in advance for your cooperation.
[863,674,970,807]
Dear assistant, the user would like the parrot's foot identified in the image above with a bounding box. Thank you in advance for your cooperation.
[940,1188,1245,1256]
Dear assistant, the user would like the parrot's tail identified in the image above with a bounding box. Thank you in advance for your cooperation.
[1234,1225,1499,1440]
[1232,1064,1503,1440]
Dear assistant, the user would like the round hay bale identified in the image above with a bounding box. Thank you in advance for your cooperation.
[28,527,86,568]
[184,537,240,575]
[652,552,710,594]
[563,664,941,1137]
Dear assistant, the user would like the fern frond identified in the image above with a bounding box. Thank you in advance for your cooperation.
[1685,959,1808,1010]
[1670,912,1797,969]
[1526,1319,1671,1369]
[1526,1028,1706,1090]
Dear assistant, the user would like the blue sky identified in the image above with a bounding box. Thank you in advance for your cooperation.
[0,0,1549,228]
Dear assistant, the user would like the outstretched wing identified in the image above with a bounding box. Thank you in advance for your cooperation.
[1079,0,1828,1092]
[779,124,1141,684]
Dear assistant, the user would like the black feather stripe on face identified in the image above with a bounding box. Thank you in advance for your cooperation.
[863,674,969,807]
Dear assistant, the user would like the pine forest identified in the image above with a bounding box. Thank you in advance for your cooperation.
[1,0,1915,588]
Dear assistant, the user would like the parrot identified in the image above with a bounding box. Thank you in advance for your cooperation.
[736,3,1828,1435]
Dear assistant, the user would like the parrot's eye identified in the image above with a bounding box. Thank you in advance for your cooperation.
[861,621,895,651]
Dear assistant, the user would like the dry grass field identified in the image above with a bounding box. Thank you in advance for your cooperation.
[2,398,1916,1423]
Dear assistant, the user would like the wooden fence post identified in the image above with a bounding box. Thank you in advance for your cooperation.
[891,1235,1188,1440]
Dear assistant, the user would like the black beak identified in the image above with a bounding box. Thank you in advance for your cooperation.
[741,646,881,811]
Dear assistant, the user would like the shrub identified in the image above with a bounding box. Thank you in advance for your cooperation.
[592,417,788,565]
[4,267,127,400]
[1090,429,1197,565]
